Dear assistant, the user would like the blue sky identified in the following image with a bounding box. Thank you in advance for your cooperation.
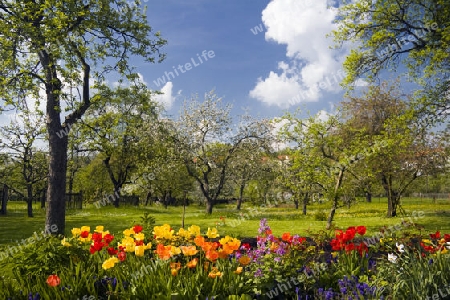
[138,0,352,119]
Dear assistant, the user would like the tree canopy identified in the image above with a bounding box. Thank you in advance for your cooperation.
[0,0,166,234]
[333,0,450,120]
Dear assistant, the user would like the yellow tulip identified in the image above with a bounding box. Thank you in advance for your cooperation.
[134,233,145,241]
[135,245,145,257]
[61,238,71,247]
[188,225,201,237]
[71,228,81,237]
[102,257,119,270]
[206,227,220,238]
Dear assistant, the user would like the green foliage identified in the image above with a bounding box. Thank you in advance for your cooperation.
[1,234,89,278]
[313,210,327,221]
[333,0,450,119]
[373,249,450,299]
[140,212,156,232]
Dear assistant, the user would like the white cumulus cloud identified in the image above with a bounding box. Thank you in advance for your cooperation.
[153,82,177,109]
[249,0,348,108]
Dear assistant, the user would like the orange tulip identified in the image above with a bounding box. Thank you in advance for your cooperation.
[155,244,172,260]
[238,255,251,266]
[208,267,222,278]
[170,262,181,270]
[234,266,243,274]
[270,242,279,252]
[180,245,198,256]
[206,250,219,261]
[282,232,292,242]
[194,235,205,247]
[201,241,214,252]
[218,249,229,259]
[46,274,61,287]
[187,258,199,269]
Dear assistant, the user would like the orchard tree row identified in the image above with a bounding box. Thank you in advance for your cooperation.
[1,82,449,230]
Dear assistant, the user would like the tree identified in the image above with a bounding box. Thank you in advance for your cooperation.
[0,111,47,217]
[0,0,166,234]
[340,83,449,216]
[333,0,450,121]
[228,139,272,210]
[280,113,359,229]
[173,91,272,214]
[79,84,159,207]
[132,119,194,207]
[72,154,113,204]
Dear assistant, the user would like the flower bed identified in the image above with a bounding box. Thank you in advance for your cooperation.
[1,219,450,299]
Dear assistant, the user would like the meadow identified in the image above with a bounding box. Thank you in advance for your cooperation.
[1,196,449,247]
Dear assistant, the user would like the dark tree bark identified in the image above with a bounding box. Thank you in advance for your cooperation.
[302,193,309,215]
[206,199,214,214]
[26,184,33,217]
[145,191,152,206]
[365,191,372,203]
[236,183,245,210]
[1,184,8,215]
[45,129,69,234]
[103,155,130,208]
[382,174,398,217]
[326,168,345,230]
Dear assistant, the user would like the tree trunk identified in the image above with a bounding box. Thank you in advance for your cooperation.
[41,46,67,235]
[113,184,121,208]
[326,199,337,230]
[1,184,7,215]
[326,168,345,230]
[45,131,68,235]
[294,198,299,209]
[236,183,245,210]
[387,193,399,217]
[382,174,398,217]
[27,184,33,217]
[40,189,46,209]
[206,198,214,214]
[302,193,308,215]
[163,191,168,209]
[145,191,151,206]
[365,191,372,203]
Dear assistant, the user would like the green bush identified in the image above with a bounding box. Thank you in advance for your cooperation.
[313,210,327,221]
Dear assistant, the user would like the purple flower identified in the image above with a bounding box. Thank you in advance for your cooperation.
[28,293,40,300]
[325,289,334,300]
[258,218,271,235]
[254,268,263,278]
[275,246,286,256]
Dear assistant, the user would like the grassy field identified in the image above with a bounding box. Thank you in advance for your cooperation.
[1,196,450,247]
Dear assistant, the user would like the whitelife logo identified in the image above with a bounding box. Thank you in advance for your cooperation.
[153,50,215,87]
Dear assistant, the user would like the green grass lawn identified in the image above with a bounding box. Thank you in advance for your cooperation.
[1,197,450,247]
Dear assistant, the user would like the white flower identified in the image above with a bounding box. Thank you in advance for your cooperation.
[388,253,398,263]
[396,242,405,253]
[445,242,450,250]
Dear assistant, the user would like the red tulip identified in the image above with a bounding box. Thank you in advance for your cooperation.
[46,274,61,287]
[133,225,143,234]
[356,226,366,236]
